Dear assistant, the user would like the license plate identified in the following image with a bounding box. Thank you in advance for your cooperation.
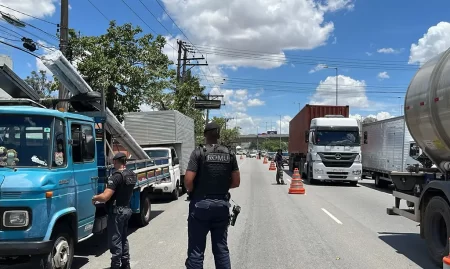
[332,169,344,172]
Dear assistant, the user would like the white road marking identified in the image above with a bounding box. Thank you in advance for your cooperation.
[321,208,343,224]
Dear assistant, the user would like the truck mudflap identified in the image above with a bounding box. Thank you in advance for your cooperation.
[0,240,53,256]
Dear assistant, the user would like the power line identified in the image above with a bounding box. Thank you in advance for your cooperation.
[0,4,58,25]
[120,0,156,34]
[0,40,41,57]
[0,19,57,47]
[137,0,172,34]
[86,0,110,21]
[154,0,218,87]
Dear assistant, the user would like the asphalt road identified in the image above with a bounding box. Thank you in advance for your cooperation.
[2,158,437,269]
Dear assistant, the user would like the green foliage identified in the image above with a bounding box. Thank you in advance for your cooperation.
[24,70,57,98]
[68,21,175,121]
[211,116,240,147]
[260,139,288,152]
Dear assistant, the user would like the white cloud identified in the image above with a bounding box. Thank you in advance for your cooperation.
[161,0,354,69]
[209,87,246,112]
[350,112,393,121]
[377,71,389,80]
[139,104,158,112]
[235,89,248,100]
[310,75,369,108]
[365,52,372,56]
[409,21,450,66]
[332,36,337,44]
[309,63,327,74]
[0,0,56,20]
[275,115,292,134]
[247,98,265,107]
[377,48,403,54]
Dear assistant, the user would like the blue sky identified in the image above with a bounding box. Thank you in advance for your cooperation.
[1,0,450,134]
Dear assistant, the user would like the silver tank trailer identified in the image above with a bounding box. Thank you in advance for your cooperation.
[405,47,450,173]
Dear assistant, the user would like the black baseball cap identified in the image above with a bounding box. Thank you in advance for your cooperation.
[113,152,127,160]
[204,122,221,132]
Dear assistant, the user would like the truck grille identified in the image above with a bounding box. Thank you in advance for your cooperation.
[0,192,22,199]
[318,152,358,168]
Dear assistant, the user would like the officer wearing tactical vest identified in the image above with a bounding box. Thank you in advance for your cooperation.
[92,152,137,269]
[184,122,241,269]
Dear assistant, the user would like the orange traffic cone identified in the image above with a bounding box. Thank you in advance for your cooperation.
[289,168,306,194]
[269,161,276,170]
[263,157,268,164]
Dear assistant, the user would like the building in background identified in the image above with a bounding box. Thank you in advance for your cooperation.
[0,55,13,98]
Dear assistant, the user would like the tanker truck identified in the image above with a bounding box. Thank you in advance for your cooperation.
[387,47,450,266]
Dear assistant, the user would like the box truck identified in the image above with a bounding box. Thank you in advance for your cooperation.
[124,110,195,200]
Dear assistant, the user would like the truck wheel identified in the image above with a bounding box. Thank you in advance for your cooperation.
[135,193,151,226]
[32,228,74,269]
[374,175,388,188]
[349,181,358,187]
[172,182,179,200]
[307,165,317,184]
[423,196,450,266]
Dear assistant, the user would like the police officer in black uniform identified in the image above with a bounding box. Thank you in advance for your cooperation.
[184,122,241,269]
[92,152,137,269]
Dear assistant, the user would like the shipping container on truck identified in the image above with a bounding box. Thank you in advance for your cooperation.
[361,116,424,188]
[288,104,350,172]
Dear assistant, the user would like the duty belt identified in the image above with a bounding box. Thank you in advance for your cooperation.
[111,205,130,214]
[201,194,229,200]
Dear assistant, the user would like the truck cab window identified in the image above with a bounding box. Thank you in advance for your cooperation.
[71,123,95,163]
[171,148,177,159]
[53,119,66,167]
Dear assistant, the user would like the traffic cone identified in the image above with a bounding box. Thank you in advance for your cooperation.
[263,157,268,164]
[289,168,306,194]
[269,161,276,170]
[444,238,450,269]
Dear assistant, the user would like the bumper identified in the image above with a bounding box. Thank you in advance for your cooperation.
[152,182,174,193]
[0,240,53,256]
[311,162,362,181]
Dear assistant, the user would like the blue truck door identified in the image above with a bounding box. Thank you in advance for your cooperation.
[70,121,98,238]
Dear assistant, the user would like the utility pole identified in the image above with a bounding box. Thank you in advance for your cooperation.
[58,0,69,109]
[176,40,182,83]
[176,40,207,83]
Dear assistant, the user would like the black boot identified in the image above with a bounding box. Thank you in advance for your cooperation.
[121,263,131,269]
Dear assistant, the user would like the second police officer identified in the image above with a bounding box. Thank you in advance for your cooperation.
[184,122,241,269]
[92,152,137,269]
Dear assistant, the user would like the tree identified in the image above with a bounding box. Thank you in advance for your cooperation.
[24,70,58,98]
[68,21,174,121]
[261,139,288,152]
[211,116,240,147]
[363,117,377,124]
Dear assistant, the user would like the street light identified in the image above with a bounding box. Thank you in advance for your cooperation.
[323,65,338,106]
[278,115,282,149]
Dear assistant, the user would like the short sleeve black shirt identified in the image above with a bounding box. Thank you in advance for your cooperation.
[186,145,240,173]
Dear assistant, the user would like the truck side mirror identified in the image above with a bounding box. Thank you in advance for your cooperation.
[304,130,309,143]
[363,131,368,144]
[173,156,179,165]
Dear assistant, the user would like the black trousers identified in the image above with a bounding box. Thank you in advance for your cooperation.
[108,207,132,268]
[185,199,231,269]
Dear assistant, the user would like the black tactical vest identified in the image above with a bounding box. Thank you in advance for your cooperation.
[110,169,138,207]
[191,144,233,199]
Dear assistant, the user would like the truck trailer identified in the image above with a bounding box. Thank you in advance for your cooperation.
[386,47,450,266]
[361,116,425,188]
[288,104,362,185]
[124,110,195,199]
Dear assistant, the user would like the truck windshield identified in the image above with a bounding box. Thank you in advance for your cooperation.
[314,130,360,146]
[0,115,54,168]
[144,149,169,158]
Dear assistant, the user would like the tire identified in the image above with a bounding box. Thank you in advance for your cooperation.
[349,181,358,187]
[423,196,450,266]
[171,182,179,201]
[374,175,388,188]
[307,165,317,185]
[135,193,151,226]
[32,228,74,269]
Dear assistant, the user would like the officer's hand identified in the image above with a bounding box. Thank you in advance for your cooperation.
[91,196,96,205]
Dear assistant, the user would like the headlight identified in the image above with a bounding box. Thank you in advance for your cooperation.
[352,170,362,175]
[3,210,29,227]
[314,169,324,174]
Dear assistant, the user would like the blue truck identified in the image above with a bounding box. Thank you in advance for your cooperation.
[0,99,171,269]
[0,51,173,269]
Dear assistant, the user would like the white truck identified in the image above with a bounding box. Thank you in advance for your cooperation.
[304,116,363,185]
[124,110,195,200]
[361,116,426,188]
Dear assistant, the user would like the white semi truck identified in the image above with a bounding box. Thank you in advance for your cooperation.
[387,46,450,266]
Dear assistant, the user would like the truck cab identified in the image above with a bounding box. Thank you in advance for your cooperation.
[304,116,362,185]
[0,106,98,266]
[141,147,181,200]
